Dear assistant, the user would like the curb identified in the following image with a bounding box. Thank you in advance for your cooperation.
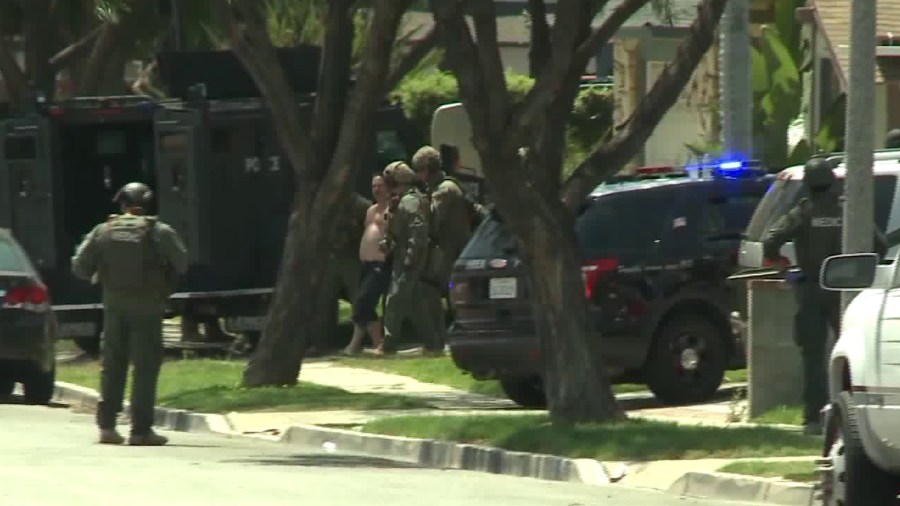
[53,381,815,504]
[667,471,817,506]
[52,381,613,485]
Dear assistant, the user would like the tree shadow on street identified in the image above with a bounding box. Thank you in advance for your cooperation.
[220,453,423,469]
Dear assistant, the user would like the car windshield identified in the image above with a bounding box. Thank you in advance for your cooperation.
[0,234,29,272]
[744,175,898,241]
[458,210,518,259]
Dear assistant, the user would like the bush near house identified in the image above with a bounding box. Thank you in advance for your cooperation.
[390,70,614,173]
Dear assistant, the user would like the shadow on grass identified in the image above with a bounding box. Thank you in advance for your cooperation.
[362,414,822,461]
[221,453,420,469]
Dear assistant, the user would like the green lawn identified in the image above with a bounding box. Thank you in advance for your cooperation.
[718,460,819,482]
[57,359,430,414]
[752,405,803,426]
[361,414,821,461]
[338,355,748,397]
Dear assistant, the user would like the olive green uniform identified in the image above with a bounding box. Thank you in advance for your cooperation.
[425,175,486,345]
[71,213,187,436]
[383,187,440,352]
[763,193,886,426]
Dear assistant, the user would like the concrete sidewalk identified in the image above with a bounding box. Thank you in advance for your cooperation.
[297,360,776,430]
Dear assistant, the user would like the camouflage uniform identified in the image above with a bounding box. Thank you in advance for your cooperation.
[382,163,440,353]
[412,146,489,350]
[310,193,371,352]
[763,158,886,432]
[72,199,187,445]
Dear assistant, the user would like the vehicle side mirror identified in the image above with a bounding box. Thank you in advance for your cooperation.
[820,253,879,291]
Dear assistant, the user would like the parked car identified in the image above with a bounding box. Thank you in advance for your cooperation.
[817,252,900,505]
[0,227,57,404]
[448,161,774,407]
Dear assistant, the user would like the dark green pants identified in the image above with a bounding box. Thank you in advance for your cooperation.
[793,281,841,425]
[96,306,164,435]
[384,273,442,352]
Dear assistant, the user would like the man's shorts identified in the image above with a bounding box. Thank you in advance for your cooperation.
[352,261,390,325]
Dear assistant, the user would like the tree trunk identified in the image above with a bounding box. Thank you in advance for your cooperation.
[561,0,728,207]
[526,0,551,78]
[529,221,625,422]
[482,150,624,422]
[216,0,411,386]
[242,190,331,385]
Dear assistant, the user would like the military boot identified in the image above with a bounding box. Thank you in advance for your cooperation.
[128,430,169,446]
[98,428,125,445]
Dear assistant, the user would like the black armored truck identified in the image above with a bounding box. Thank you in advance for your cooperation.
[0,45,463,354]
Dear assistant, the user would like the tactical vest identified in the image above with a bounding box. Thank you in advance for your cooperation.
[439,175,483,231]
[97,214,169,295]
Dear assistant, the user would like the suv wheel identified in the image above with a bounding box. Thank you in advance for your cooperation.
[499,376,547,408]
[22,363,55,405]
[821,391,898,505]
[644,315,726,405]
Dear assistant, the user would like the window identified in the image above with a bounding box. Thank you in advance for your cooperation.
[576,190,678,257]
[703,194,763,238]
[745,175,898,241]
[97,130,126,155]
[4,136,37,160]
[0,236,28,272]
[458,213,518,260]
[158,131,189,155]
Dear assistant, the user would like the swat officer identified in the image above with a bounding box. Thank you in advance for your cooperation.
[762,157,886,435]
[71,182,188,446]
[411,146,486,352]
[380,161,440,354]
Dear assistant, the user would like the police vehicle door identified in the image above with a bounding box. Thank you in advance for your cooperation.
[153,108,207,264]
[0,116,57,269]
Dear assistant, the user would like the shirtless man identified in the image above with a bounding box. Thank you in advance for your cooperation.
[344,173,392,355]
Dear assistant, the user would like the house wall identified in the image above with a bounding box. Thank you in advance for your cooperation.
[497,45,598,75]
[613,30,719,170]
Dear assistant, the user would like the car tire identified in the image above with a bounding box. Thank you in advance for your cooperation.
[499,375,547,409]
[822,391,898,506]
[22,364,56,405]
[644,315,727,405]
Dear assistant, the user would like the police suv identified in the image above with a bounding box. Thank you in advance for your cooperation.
[448,160,774,407]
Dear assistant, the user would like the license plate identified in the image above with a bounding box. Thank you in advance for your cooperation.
[489,277,517,299]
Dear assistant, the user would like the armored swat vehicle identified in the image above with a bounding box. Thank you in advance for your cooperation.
[0,45,439,353]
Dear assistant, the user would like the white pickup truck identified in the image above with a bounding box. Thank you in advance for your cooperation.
[817,252,900,505]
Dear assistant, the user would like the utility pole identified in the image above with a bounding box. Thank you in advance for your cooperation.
[719,0,753,160]
[842,0,877,309]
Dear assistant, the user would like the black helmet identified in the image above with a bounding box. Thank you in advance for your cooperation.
[887,128,900,149]
[112,182,154,208]
[803,157,835,190]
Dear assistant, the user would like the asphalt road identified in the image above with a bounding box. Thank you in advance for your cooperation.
[0,403,765,506]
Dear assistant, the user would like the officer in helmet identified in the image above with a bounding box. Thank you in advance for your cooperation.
[71,182,187,446]
[762,157,887,435]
